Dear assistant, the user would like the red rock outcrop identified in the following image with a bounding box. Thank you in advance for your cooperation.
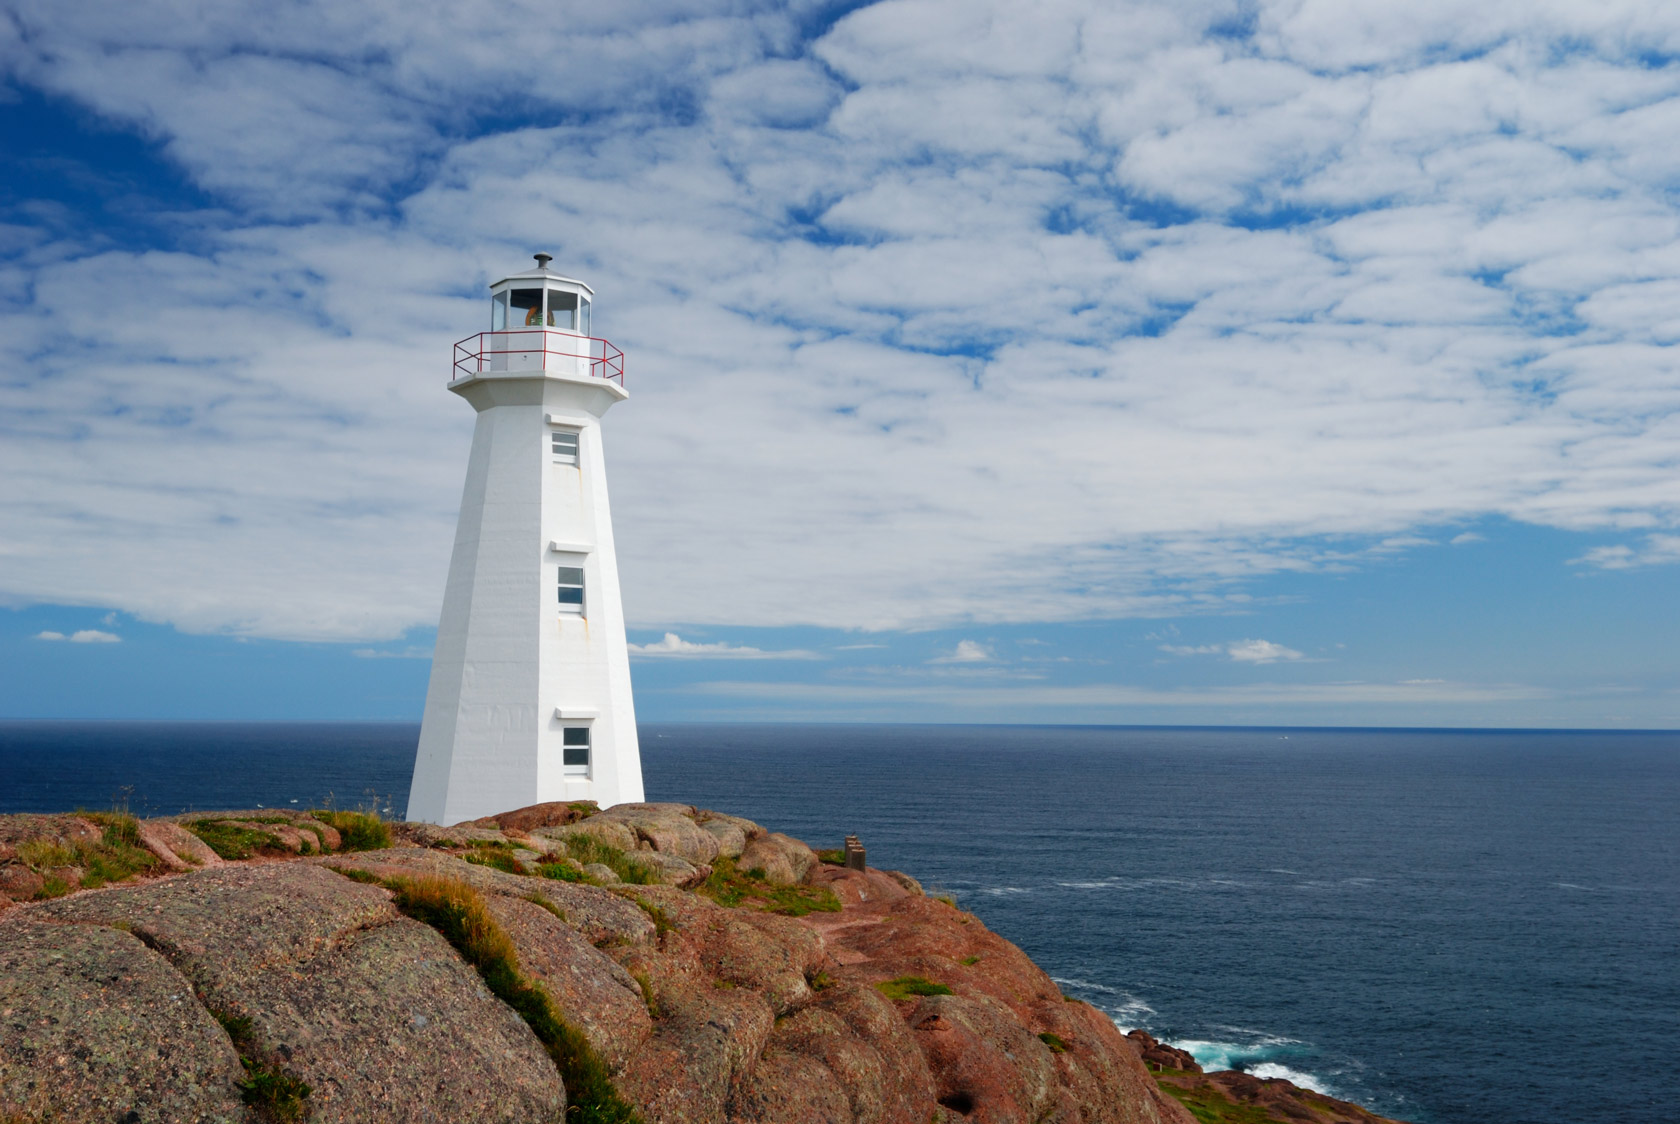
[0,801,1200,1124]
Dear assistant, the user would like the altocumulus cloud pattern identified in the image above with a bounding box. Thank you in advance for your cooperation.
[2,0,1679,642]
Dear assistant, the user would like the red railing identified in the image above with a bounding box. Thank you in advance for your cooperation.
[452,330,625,385]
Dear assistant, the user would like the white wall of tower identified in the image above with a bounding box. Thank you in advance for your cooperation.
[407,356,642,825]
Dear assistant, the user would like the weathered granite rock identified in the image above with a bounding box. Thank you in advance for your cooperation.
[630,848,711,887]
[483,893,653,1071]
[0,864,44,901]
[537,817,639,854]
[474,799,598,833]
[0,920,247,1123]
[0,813,101,850]
[20,862,563,1123]
[738,832,819,886]
[594,803,723,866]
[909,992,1059,1123]
[695,815,751,858]
[1128,1029,1202,1073]
[1159,1068,1406,1124]
[138,818,224,870]
[317,848,657,947]
[0,802,1401,1124]
[392,820,510,848]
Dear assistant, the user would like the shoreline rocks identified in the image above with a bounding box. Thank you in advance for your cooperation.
[0,802,1404,1124]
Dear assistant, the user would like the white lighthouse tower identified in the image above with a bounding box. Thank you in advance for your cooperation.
[406,255,644,824]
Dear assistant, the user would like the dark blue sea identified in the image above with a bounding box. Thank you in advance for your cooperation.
[2,722,1675,1124]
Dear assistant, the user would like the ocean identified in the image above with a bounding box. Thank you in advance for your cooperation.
[2,721,1675,1124]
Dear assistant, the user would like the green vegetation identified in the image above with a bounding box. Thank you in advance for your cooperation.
[185,820,294,861]
[874,976,953,1001]
[695,857,842,917]
[18,813,162,894]
[464,844,521,874]
[815,849,845,865]
[1038,1031,1068,1054]
[538,861,587,883]
[311,810,391,851]
[1156,1080,1277,1124]
[555,833,657,885]
[524,893,567,922]
[213,1010,312,1122]
[627,895,677,937]
[629,968,662,1020]
[35,874,72,900]
[959,955,980,966]
[382,874,642,1124]
[807,970,836,992]
[329,865,383,885]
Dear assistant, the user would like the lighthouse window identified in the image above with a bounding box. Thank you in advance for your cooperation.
[548,290,578,331]
[510,288,544,327]
[551,429,579,465]
[492,291,510,331]
[562,726,591,774]
[558,566,585,613]
[579,297,591,337]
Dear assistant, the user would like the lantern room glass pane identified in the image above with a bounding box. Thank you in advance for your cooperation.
[511,288,543,327]
[548,289,578,330]
[492,291,509,331]
[578,297,591,337]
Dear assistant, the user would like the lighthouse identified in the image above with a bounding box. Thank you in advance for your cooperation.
[406,255,644,824]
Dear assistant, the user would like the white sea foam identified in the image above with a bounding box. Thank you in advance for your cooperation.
[982,886,1031,895]
[1249,1063,1331,1094]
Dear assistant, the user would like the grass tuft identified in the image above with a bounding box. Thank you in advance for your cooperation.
[213,1010,311,1122]
[524,893,568,922]
[1039,1031,1068,1053]
[629,969,662,1020]
[695,857,841,917]
[875,976,953,1001]
[384,875,642,1124]
[18,814,161,891]
[464,845,522,874]
[557,834,657,885]
[538,861,587,883]
[329,865,383,885]
[310,810,391,851]
[184,820,293,861]
[628,896,677,937]
[1156,1080,1279,1124]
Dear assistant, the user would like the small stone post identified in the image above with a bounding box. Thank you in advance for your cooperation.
[844,834,866,871]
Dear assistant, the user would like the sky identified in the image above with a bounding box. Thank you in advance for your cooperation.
[2,0,1679,727]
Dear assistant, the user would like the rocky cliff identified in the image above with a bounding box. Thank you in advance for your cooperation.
[0,803,1402,1124]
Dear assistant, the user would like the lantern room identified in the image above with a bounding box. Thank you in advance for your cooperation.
[489,253,593,334]
[453,253,624,384]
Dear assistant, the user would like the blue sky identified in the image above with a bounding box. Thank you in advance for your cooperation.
[3,0,1679,727]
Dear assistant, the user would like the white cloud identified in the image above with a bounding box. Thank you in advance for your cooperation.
[35,629,121,643]
[692,677,1554,708]
[351,646,433,659]
[1159,644,1224,657]
[1161,639,1305,663]
[0,1,1679,641]
[627,632,817,660]
[930,640,994,664]
[1227,639,1304,664]
[1570,534,1680,570]
[1449,532,1485,545]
